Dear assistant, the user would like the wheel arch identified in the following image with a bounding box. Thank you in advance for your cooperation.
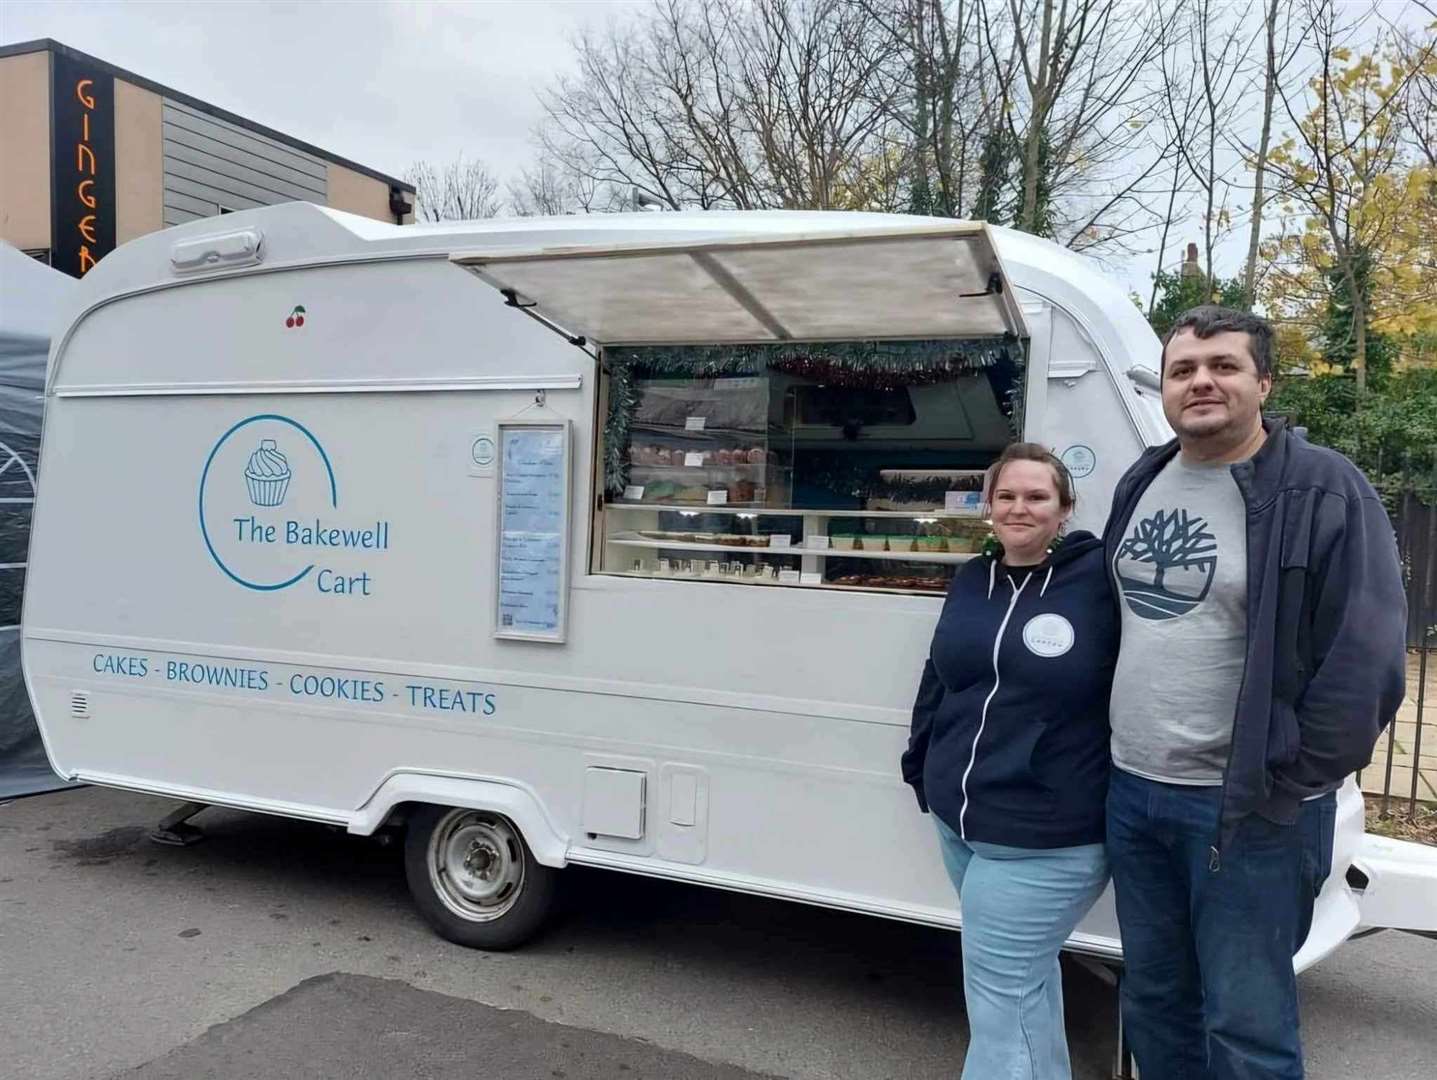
[349,772,569,868]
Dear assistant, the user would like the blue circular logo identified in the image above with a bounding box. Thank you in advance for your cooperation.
[1060,444,1097,479]
[198,414,337,591]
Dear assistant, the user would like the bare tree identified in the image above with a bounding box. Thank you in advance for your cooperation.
[1396,24,1437,169]
[508,159,611,217]
[533,0,904,213]
[977,0,1179,251]
[1179,0,1250,291]
[863,0,990,216]
[1148,2,1206,315]
[732,0,904,208]
[522,0,1192,256]
[406,155,503,222]
[1239,0,1307,307]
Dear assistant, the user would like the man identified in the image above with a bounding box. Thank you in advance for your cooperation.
[1102,305,1407,1079]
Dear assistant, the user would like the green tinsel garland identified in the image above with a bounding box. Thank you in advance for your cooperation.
[602,338,1018,495]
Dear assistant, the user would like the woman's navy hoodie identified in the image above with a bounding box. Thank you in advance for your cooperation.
[901,531,1117,849]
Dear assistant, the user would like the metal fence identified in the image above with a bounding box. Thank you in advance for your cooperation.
[1359,491,1435,817]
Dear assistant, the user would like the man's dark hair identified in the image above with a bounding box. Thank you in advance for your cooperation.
[1161,305,1275,380]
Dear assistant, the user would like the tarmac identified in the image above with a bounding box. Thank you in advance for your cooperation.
[3,785,1433,1080]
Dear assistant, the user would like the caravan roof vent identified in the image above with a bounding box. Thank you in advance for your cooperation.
[171,229,263,274]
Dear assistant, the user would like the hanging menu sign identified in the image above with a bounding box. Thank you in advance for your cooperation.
[494,422,570,642]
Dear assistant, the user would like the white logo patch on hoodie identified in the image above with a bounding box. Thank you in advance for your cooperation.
[1023,613,1075,657]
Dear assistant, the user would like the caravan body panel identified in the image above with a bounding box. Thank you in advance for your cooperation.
[25,205,1366,966]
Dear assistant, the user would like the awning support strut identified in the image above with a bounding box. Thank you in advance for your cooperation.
[689,252,792,341]
[501,288,597,359]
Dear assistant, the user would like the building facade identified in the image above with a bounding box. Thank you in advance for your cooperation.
[0,39,414,276]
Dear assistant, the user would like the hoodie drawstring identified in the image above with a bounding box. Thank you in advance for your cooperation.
[991,558,1055,598]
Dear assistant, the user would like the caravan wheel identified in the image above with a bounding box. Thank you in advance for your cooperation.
[404,805,559,950]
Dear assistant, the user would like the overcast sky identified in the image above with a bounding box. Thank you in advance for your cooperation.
[2,0,1425,299]
[1,0,644,182]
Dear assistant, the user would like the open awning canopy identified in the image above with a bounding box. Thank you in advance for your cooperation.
[449,222,1028,348]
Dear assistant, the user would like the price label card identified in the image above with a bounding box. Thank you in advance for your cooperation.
[799,572,823,586]
[684,451,705,467]
[767,534,792,548]
[806,535,831,550]
[706,489,728,505]
[778,569,802,585]
[622,485,645,502]
[685,416,707,431]
[945,490,983,512]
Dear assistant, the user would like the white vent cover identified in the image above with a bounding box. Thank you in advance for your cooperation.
[171,228,263,273]
[70,691,91,718]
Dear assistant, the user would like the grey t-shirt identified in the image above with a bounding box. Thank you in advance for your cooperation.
[1110,454,1248,783]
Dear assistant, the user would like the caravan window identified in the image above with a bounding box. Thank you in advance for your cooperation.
[593,340,1022,595]
[786,385,916,429]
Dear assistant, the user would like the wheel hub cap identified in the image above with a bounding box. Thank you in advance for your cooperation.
[428,812,526,921]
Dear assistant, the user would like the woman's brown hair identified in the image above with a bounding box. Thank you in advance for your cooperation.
[981,443,1076,511]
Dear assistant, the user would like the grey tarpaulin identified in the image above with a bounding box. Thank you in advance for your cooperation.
[0,243,77,798]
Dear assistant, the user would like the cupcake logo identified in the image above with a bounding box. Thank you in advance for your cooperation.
[199,414,339,592]
[245,439,292,507]
[200,414,392,597]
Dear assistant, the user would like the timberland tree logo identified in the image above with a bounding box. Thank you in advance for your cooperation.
[1116,508,1217,620]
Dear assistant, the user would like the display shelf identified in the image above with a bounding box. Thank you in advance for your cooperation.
[802,546,977,564]
[624,463,786,476]
[606,534,802,557]
[607,532,976,564]
[602,571,948,596]
[604,502,984,520]
[630,422,774,438]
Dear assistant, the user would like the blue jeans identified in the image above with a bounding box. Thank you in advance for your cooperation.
[934,815,1108,1080]
[1106,769,1337,1080]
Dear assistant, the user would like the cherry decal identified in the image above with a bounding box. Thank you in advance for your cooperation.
[285,305,306,329]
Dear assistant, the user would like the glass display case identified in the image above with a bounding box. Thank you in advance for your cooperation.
[595,341,1019,595]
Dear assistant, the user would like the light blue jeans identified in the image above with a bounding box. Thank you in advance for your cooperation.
[934,815,1109,1080]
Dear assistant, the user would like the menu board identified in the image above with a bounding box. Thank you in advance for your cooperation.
[495,422,570,642]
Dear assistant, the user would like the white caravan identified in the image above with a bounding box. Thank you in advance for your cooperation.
[22,205,1437,970]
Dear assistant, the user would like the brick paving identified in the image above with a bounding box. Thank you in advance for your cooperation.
[1361,650,1437,803]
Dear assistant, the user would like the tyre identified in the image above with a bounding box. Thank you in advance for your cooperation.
[403,804,560,950]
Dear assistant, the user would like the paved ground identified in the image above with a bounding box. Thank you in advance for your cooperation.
[122,973,777,1080]
[1360,651,1437,802]
[2,786,1434,1080]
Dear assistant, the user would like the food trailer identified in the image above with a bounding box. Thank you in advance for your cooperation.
[21,204,1436,967]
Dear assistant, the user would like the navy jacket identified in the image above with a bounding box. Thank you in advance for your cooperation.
[1103,420,1407,862]
[902,532,1117,849]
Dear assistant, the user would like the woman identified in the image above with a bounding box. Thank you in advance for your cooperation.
[901,442,1117,1080]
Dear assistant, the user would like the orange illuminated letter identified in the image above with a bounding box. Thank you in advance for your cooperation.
[76,143,97,176]
[76,79,95,109]
[78,246,97,274]
[77,179,96,208]
[78,215,97,244]
[83,113,90,141]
